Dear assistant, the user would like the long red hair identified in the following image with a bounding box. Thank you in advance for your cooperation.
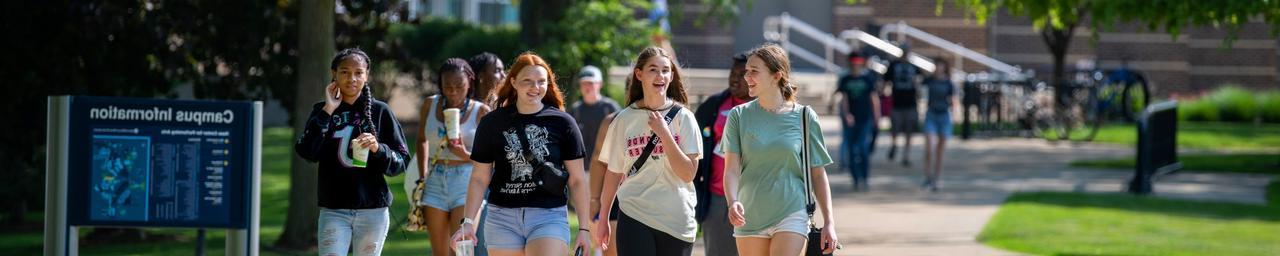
[496,52,566,110]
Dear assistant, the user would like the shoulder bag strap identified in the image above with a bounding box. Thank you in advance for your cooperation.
[626,105,683,177]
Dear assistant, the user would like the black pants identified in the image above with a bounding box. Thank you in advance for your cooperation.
[616,211,692,256]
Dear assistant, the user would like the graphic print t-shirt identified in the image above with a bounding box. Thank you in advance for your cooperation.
[471,105,585,208]
[598,103,703,243]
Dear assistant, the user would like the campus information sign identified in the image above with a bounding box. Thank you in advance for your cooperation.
[46,96,261,256]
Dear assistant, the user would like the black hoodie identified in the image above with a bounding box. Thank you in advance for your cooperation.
[295,96,409,209]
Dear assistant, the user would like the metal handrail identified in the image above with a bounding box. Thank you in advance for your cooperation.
[764,13,937,74]
[880,21,1023,76]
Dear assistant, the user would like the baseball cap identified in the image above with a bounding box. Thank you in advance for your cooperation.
[578,65,603,82]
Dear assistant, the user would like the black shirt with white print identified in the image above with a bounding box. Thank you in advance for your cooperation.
[471,105,585,208]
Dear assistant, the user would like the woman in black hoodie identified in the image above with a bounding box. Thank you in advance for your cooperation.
[295,48,409,256]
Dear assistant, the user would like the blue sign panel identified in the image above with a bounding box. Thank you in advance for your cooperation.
[66,96,254,229]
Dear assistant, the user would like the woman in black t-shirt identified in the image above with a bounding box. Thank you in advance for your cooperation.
[451,52,592,255]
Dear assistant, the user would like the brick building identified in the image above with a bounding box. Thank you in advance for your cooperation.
[668,0,1279,95]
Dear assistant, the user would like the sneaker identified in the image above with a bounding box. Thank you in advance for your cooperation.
[855,180,870,192]
[887,147,897,160]
[920,178,933,189]
[901,159,911,167]
[930,181,940,192]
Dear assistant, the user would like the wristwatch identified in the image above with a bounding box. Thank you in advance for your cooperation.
[460,217,476,227]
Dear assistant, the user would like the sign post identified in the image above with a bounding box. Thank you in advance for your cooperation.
[45,96,261,256]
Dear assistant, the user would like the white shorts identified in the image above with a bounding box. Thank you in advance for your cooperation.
[733,210,809,238]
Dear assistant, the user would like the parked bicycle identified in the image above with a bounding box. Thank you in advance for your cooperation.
[1039,65,1152,142]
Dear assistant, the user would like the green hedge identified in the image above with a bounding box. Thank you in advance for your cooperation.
[1213,86,1259,122]
[388,18,521,69]
[1179,86,1280,123]
[1179,97,1220,122]
[1260,91,1280,123]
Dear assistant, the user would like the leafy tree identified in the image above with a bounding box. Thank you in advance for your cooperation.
[533,0,661,101]
[0,0,297,226]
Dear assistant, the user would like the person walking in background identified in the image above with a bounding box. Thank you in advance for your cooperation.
[469,52,506,108]
[295,48,410,256]
[921,59,958,192]
[722,44,839,256]
[883,43,922,167]
[692,50,753,256]
[595,46,703,256]
[570,65,620,174]
[416,58,491,256]
[835,51,881,192]
[569,64,622,256]
[451,52,593,256]
[588,113,619,256]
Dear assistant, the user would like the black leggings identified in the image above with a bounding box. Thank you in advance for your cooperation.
[616,211,692,256]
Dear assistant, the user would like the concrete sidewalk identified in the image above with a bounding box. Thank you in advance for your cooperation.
[689,116,1275,256]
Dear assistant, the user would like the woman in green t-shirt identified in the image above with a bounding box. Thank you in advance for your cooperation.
[720,44,839,255]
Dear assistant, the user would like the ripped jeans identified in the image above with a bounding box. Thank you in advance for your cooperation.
[318,207,390,256]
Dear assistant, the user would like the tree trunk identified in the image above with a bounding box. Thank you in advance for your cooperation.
[275,0,333,251]
[1040,23,1076,110]
[518,0,571,49]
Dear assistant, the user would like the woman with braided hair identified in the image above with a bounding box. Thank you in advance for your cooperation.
[295,47,410,256]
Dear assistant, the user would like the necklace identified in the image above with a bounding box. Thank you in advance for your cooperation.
[761,101,793,113]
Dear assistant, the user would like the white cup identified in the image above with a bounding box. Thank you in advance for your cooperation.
[443,108,461,139]
[351,139,369,168]
[453,239,475,256]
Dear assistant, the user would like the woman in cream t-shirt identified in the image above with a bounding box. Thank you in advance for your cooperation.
[595,46,703,256]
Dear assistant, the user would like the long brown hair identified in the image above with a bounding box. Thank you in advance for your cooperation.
[625,46,688,106]
[749,43,797,102]
[496,52,566,110]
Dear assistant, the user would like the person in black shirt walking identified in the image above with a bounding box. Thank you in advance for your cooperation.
[295,48,410,256]
[451,52,593,256]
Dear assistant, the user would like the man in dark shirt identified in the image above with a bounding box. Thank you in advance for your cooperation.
[835,51,880,191]
[882,44,922,166]
[692,50,753,256]
[569,65,620,173]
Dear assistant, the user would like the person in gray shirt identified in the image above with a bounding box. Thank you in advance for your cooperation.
[570,65,620,172]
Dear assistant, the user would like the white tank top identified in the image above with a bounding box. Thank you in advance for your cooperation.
[424,95,479,161]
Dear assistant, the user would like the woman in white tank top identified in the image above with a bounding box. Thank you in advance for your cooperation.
[415,58,491,256]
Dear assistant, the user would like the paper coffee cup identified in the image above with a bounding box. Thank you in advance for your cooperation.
[351,139,369,168]
[444,108,461,139]
[453,239,475,256]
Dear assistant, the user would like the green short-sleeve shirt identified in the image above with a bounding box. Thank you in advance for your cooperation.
[717,100,833,233]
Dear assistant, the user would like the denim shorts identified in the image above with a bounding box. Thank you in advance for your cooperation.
[483,205,570,249]
[422,163,474,211]
[923,111,953,138]
[733,210,809,238]
[318,207,390,256]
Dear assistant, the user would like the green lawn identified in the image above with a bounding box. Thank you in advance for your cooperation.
[979,192,1280,256]
[0,127,582,255]
[1070,153,1280,175]
[1079,122,1280,150]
